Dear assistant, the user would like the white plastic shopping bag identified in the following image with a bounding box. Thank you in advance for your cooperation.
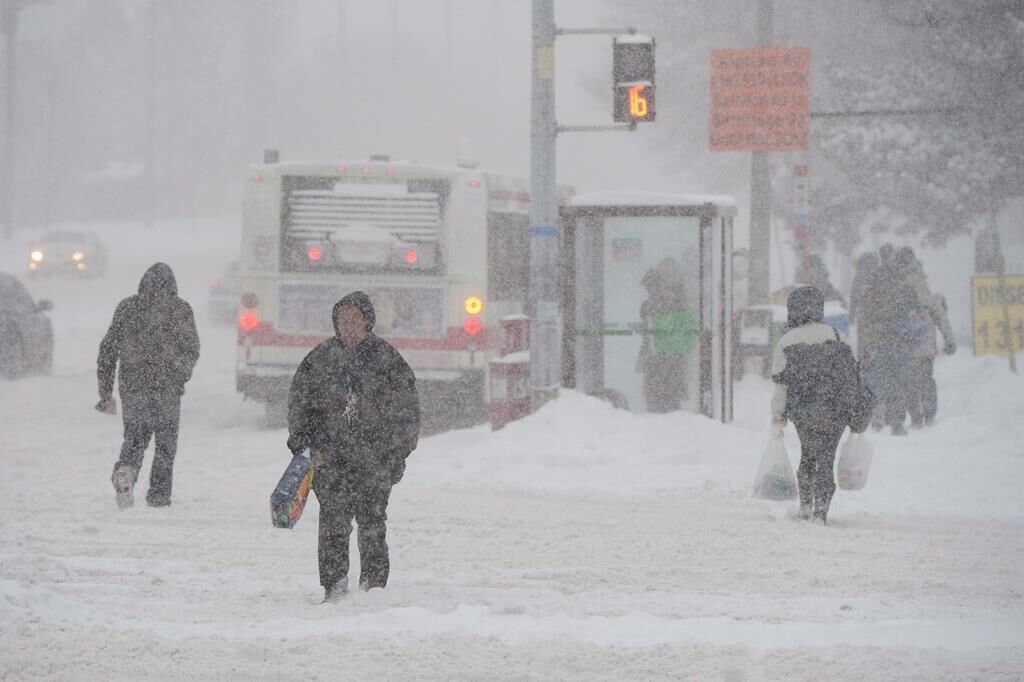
[753,430,798,500]
[837,433,874,491]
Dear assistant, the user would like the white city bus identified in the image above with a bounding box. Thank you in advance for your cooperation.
[235,154,561,425]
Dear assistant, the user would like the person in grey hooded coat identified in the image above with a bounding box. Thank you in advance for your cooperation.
[286,291,420,602]
[97,263,200,509]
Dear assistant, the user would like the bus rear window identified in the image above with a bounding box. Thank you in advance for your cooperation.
[280,176,448,275]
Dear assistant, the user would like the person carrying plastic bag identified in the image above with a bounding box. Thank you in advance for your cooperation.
[753,429,798,500]
[769,286,873,525]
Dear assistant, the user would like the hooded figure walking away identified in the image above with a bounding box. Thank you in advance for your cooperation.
[770,286,860,525]
[97,263,200,509]
[286,291,420,602]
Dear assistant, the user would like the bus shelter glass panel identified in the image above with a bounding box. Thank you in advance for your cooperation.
[579,215,702,413]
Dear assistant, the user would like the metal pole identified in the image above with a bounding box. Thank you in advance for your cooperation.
[2,1,18,240]
[747,0,774,304]
[530,0,561,406]
[144,0,157,227]
[991,215,1018,373]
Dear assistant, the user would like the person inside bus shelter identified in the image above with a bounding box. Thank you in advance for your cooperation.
[285,291,420,602]
[637,257,697,413]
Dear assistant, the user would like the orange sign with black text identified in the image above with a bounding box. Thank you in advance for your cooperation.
[709,48,810,152]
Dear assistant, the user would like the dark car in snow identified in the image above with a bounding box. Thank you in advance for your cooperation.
[208,259,240,324]
[0,273,54,378]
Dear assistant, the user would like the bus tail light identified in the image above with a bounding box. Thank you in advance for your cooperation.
[404,249,418,265]
[464,318,483,336]
[239,310,260,332]
[307,246,322,262]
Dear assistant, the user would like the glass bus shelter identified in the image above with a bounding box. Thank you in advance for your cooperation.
[559,193,736,422]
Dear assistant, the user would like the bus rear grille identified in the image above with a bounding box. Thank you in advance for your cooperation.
[286,183,441,244]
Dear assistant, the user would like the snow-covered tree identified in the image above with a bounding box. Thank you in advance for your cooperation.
[816,1,1024,245]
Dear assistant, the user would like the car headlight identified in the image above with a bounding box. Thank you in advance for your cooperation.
[30,250,43,262]
[73,251,84,262]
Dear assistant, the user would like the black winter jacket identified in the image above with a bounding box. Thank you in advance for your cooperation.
[97,263,200,399]
[286,320,419,478]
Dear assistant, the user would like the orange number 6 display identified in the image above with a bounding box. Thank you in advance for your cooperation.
[629,85,649,118]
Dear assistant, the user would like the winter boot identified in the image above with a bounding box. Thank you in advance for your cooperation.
[112,465,136,510]
[891,423,908,436]
[813,509,828,526]
[322,579,348,604]
[797,502,813,521]
[145,492,171,508]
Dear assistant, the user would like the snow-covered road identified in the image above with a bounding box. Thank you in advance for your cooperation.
[2,222,1022,680]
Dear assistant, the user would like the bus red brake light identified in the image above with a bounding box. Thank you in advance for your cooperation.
[404,249,418,264]
[464,318,482,336]
[308,246,322,261]
[239,310,259,332]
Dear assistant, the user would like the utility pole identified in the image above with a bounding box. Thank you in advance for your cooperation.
[2,0,19,240]
[529,0,560,406]
[144,0,157,227]
[747,0,774,304]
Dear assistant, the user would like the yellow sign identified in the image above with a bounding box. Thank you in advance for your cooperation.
[972,276,1024,357]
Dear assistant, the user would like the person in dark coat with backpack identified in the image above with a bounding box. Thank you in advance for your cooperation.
[287,291,420,602]
[771,286,862,525]
[97,263,200,509]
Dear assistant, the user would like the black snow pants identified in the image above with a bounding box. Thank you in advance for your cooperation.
[114,389,182,504]
[793,419,845,514]
[906,357,937,426]
[313,465,392,591]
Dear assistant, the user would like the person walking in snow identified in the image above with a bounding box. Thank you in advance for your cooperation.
[906,288,956,428]
[97,262,200,509]
[867,247,949,435]
[771,286,862,525]
[286,291,420,602]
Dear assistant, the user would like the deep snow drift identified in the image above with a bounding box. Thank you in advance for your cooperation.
[1,221,1022,681]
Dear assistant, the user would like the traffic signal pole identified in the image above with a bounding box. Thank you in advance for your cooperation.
[530,2,644,408]
[747,0,774,305]
[529,0,560,407]
[2,2,18,240]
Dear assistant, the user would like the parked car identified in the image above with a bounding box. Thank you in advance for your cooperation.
[208,259,240,324]
[0,273,54,378]
[28,229,108,278]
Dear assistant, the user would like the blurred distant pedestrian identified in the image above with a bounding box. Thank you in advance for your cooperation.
[907,290,955,427]
[97,263,200,509]
[287,291,420,602]
[799,254,846,307]
[637,257,695,413]
[864,246,948,435]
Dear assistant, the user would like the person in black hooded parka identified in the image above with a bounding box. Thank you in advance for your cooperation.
[97,263,200,509]
[286,291,420,602]
[770,286,862,525]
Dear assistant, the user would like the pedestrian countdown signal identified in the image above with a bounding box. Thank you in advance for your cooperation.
[614,83,655,122]
[612,35,655,123]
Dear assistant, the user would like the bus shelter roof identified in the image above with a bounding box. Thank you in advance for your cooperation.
[565,191,737,217]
